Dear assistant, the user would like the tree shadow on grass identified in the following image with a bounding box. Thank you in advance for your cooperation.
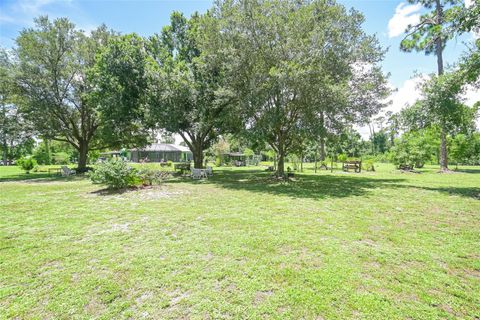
[453,168,480,174]
[0,172,86,183]
[168,169,407,200]
[167,169,480,201]
[419,186,480,200]
[90,187,132,196]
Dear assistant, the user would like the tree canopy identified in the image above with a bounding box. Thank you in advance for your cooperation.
[14,17,150,170]
[215,0,389,176]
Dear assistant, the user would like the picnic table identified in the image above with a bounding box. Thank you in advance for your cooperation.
[342,160,362,173]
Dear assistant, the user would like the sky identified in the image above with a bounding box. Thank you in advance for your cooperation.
[1,0,478,138]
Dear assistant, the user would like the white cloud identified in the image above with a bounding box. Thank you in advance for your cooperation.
[358,76,480,138]
[385,76,427,114]
[462,85,480,106]
[388,2,422,38]
[0,0,74,27]
[357,75,427,139]
[18,0,57,16]
[462,85,480,129]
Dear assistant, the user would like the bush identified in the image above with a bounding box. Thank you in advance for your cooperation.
[137,164,170,186]
[89,158,140,189]
[362,159,375,171]
[390,129,439,169]
[337,154,347,162]
[137,167,170,186]
[17,156,37,174]
[215,156,222,167]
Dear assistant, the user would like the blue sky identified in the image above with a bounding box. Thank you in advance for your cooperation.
[1,0,478,125]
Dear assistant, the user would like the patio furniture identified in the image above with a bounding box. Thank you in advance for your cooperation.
[61,166,76,177]
[191,168,207,179]
[206,166,213,176]
[342,160,362,173]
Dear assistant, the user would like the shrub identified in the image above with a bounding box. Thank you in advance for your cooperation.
[215,156,222,167]
[337,154,347,162]
[362,159,375,171]
[17,156,37,174]
[390,129,439,169]
[137,167,170,186]
[89,158,140,189]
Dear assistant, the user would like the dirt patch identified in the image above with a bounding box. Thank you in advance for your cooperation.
[84,296,107,315]
[356,238,378,248]
[87,185,186,201]
[110,223,130,232]
[39,260,63,277]
[254,290,273,305]
[135,291,154,305]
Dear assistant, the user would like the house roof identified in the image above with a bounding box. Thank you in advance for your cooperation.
[132,143,192,153]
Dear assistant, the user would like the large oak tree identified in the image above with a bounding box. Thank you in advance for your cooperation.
[148,12,238,168]
[217,0,389,177]
[15,17,149,171]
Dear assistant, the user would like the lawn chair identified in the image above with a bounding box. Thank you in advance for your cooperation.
[206,166,213,176]
[61,166,76,177]
[191,168,206,179]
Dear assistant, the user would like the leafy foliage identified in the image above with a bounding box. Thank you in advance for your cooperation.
[17,156,37,174]
[15,17,150,170]
[0,48,34,165]
[450,133,480,165]
[90,33,154,148]
[389,128,439,169]
[148,12,238,169]
[89,158,140,189]
[217,0,388,176]
[137,165,171,186]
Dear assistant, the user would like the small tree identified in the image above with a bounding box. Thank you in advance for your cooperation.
[17,156,37,174]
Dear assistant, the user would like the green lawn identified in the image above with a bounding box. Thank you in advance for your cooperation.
[1,164,479,319]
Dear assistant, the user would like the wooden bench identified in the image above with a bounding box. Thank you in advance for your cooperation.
[342,160,362,173]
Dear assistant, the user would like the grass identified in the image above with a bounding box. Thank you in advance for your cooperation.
[0,164,479,319]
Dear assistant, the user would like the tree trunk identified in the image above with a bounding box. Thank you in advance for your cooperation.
[435,0,444,76]
[192,143,204,169]
[300,153,303,172]
[319,137,326,161]
[77,141,89,171]
[276,134,287,178]
[314,149,317,173]
[435,0,449,172]
[277,151,285,177]
[2,140,7,166]
[439,126,448,171]
[45,138,51,165]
